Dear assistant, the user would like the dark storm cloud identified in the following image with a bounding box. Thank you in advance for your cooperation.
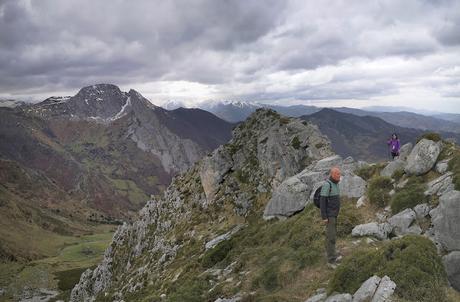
[0,0,459,111]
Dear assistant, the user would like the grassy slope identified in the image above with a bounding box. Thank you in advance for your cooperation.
[0,225,115,302]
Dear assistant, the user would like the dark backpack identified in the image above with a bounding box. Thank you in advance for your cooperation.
[313,180,332,208]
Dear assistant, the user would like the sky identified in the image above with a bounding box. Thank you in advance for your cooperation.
[1,0,460,113]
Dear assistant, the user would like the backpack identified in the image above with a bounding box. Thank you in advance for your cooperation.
[313,180,332,208]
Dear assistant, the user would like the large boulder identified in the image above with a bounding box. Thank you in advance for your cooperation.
[387,208,421,236]
[398,142,413,161]
[352,275,381,302]
[313,155,343,172]
[404,139,442,176]
[339,173,367,198]
[424,172,455,196]
[443,251,460,292]
[325,293,352,302]
[352,222,393,240]
[432,190,460,252]
[413,203,431,219]
[435,159,450,174]
[371,276,396,302]
[263,175,310,219]
[200,147,233,202]
[380,159,405,178]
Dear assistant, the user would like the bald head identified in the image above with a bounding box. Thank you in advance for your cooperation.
[330,167,341,182]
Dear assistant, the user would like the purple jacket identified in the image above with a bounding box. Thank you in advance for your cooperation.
[387,138,400,153]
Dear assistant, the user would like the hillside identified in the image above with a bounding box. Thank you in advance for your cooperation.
[301,108,460,162]
[68,109,460,302]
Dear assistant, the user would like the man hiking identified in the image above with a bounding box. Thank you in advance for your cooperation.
[320,167,342,268]
[387,133,400,160]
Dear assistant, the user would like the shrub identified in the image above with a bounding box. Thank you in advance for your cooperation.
[417,132,441,143]
[356,163,386,181]
[367,176,393,207]
[391,169,405,181]
[201,239,233,268]
[448,149,460,190]
[291,136,301,149]
[167,277,209,302]
[329,235,448,302]
[337,201,363,237]
[391,177,427,214]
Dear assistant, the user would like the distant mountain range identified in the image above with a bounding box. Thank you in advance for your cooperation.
[167,100,460,134]
[301,108,460,162]
[0,84,234,260]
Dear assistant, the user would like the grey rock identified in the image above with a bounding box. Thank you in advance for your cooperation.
[388,208,418,236]
[263,175,310,218]
[371,276,396,302]
[325,293,352,302]
[200,147,233,203]
[352,275,381,302]
[356,195,368,208]
[380,159,406,178]
[435,159,450,174]
[205,226,243,250]
[352,222,393,240]
[305,293,327,302]
[424,172,455,196]
[432,190,460,252]
[339,173,367,198]
[413,203,431,219]
[404,139,442,176]
[398,142,413,161]
[443,251,460,291]
[313,155,343,172]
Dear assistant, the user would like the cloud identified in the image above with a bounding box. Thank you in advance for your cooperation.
[0,0,459,112]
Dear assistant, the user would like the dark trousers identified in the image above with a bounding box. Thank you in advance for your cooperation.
[326,217,337,263]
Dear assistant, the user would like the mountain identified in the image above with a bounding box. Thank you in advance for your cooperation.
[301,108,460,162]
[334,107,460,134]
[69,108,460,302]
[192,101,460,135]
[199,100,262,123]
[0,99,26,108]
[434,113,460,124]
[0,84,234,261]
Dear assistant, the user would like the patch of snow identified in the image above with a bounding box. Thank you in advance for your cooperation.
[109,97,131,121]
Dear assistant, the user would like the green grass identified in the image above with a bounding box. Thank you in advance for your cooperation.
[390,177,427,214]
[329,235,448,302]
[367,176,393,208]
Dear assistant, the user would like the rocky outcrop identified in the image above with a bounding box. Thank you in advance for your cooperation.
[264,155,366,219]
[413,203,431,219]
[443,251,460,291]
[398,142,413,161]
[435,159,450,174]
[387,208,421,236]
[380,159,405,178]
[424,172,455,196]
[431,190,460,252]
[351,222,393,240]
[305,276,396,302]
[70,109,333,301]
[205,225,244,250]
[404,139,442,176]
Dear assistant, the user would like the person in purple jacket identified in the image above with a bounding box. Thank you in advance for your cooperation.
[387,133,400,160]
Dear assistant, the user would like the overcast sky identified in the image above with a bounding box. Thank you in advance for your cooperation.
[1,0,460,113]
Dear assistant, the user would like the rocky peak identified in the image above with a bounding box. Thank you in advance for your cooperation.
[70,108,334,301]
